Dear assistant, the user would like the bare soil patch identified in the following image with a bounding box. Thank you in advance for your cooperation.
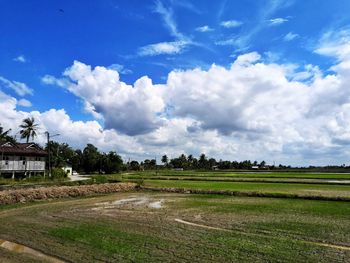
[0,239,66,263]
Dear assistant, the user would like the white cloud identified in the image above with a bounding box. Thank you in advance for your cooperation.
[215,37,250,52]
[195,25,213,32]
[13,55,27,63]
[17,99,32,107]
[138,41,187,56]
[315,28,350,61]
[269,17,288,25]
[220,20,243,28]
[10,29,350,164]
[283,32,299,41]
[108,64,133,74]
[138,1,192,57]
[47,61,166,136]
[154,0,183,39]
[0,76,33,96]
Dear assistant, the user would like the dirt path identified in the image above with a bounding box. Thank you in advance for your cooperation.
[0,239,66,263]
[174,218,350,251]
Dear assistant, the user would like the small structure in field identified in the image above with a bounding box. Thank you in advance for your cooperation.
[0,141,47,178]
[62,164,73,176]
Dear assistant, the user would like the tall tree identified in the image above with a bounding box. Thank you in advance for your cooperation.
[71,149,83,172]
[101,151,123,174]
[82,144,100,173]
[45,141,75,168]
[199,153,208,169]
[161,155,168,165]
[19,117,39,143]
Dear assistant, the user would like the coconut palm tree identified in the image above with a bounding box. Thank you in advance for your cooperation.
[0,124,11,141]
[19,117,39,143]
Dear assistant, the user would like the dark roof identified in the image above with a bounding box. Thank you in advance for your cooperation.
[0,141,47,156]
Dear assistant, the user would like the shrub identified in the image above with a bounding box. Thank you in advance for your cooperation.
[51,168,67,179]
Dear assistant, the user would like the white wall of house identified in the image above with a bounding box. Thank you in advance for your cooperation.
[0,156,45,172]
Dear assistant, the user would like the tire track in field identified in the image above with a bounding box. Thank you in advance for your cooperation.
[174,218,350,251]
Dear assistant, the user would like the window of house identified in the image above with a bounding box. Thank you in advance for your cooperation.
[20,156,26,165]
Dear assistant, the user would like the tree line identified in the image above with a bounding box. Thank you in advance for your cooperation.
[127,153,270,171]
[4,119,349,173]
[46,142,124,174]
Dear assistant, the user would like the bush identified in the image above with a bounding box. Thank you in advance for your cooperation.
[90,175,109,184]
[51,168,67,179]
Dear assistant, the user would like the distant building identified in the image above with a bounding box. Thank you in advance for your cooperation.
[212,165,219,170]
[252,166,259,169]
[0,141,47,178]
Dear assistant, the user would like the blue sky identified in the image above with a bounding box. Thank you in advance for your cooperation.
[1,0,350,165]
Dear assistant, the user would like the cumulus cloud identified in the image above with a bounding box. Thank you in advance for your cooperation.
[0,76,33,96]
[44,61,165,136]
[0,92,141,155]
[12,29,350,164]
[220,20,243,28]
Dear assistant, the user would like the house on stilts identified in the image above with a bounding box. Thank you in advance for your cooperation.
[0,141,47,178]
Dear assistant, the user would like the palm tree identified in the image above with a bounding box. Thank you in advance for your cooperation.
[19,117,39,143]
[0,124,11,141]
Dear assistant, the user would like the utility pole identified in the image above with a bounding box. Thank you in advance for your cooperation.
[155,156,158,176]
[45,131,60,177]
[46,132,50,177]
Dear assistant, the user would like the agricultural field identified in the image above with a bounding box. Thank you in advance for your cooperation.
[0,171,350,262]
[123,170,350,179]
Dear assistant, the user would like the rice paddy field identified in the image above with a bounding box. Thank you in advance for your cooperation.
[1,170,350,262]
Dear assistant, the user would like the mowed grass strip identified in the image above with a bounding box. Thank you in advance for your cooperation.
[124,175,350,185]
[125,171,350,179]
[143,180,350,199]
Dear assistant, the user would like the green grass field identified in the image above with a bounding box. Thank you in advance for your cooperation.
[124,170,350,179]
[0,192,349,262]
[142,180,350,199]
[1,170,350,262]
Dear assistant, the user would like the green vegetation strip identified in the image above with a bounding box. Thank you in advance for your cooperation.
[125,171,350,179]
[124,175,350,185]
[142,180,350,201]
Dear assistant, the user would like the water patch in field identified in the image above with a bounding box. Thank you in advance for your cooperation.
[324,180,350,184]
[0,239,65,262]
[148,200,163,209]
[92,196,163,211]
